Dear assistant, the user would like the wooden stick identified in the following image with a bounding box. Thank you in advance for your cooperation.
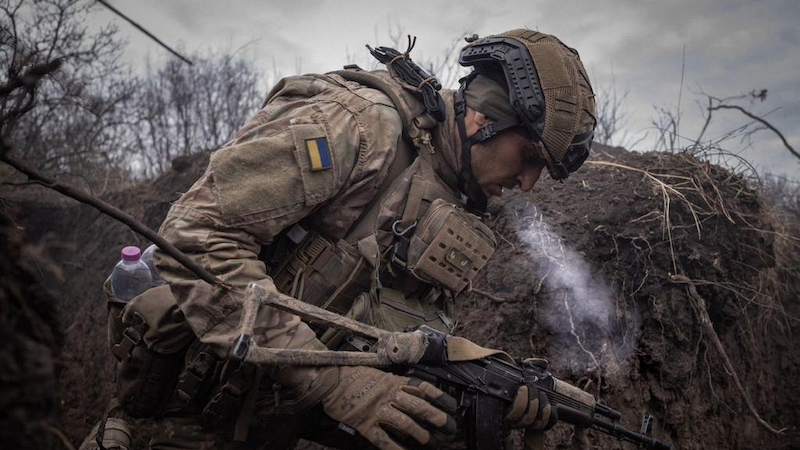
[0,148,231,291]
[245,346,392,367]
[250,283,389,340]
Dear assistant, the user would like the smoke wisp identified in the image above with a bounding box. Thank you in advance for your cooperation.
[508,201,637,379]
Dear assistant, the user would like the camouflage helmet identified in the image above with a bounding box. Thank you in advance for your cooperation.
[456,29,597,181]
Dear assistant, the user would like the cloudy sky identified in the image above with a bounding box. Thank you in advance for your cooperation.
[92,0,800,179]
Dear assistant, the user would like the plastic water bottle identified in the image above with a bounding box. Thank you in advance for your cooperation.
[111,246,154,302]
[141,244,166,286]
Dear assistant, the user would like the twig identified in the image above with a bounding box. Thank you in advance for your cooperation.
[677,44,686,148]
[96,0,193,66]
[471,287,508,303]
[709,104,798,160]
[0,143,231,290]
[34,420,76,450]
[670,274,786,436]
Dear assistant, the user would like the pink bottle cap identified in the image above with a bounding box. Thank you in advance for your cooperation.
[121,246,141,261]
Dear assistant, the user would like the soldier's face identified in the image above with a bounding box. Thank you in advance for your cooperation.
[471,130,546,198]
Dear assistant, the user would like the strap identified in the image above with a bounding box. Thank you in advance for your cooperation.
[233,366,263,442]
[202,365,247,424]
[469,115,522,144]
[174,350,217,405]
[330,69,426,134]
[111,313,145,361]
[381,298,441,322]
[454,78,488,213]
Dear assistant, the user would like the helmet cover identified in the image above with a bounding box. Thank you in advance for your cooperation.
[460,29,597,179]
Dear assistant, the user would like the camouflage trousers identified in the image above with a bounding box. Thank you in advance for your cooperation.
[148,405,376,450]
[79,406,377,450]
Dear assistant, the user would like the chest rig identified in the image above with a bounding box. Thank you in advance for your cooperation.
[268,64,497,346]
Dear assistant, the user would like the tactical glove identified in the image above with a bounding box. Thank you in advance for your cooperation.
[319,366,458,450]
[505,383,555,430]
[506,357,556,431]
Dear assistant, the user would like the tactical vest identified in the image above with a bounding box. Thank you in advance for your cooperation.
[267,68,497,346]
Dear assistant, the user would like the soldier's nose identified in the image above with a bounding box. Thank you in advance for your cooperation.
[518,164,543,192]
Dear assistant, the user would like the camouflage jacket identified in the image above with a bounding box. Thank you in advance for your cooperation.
[154,72,463,363]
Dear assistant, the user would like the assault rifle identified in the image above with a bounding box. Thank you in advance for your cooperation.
[395,325,671,450]
[235,284,672,450]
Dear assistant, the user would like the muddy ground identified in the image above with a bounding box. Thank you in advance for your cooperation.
[2,144,799,450]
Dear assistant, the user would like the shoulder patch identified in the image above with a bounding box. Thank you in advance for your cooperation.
[290,116,339,206]
[305,137,332,171]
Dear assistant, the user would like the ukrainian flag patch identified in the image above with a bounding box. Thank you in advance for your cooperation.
[305,137,332,171]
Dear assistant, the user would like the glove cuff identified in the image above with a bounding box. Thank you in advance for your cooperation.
[273,365,340,414]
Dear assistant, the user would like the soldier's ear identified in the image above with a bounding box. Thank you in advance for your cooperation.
[475,110,490,127]
[465,107,490,128]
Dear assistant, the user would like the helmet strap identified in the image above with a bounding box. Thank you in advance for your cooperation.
[454,81,488,214]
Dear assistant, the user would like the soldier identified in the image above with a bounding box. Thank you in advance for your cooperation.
[87,29,596,450]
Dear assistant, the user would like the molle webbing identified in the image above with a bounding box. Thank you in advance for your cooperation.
[273,233,334,297]
[344,135,415,245]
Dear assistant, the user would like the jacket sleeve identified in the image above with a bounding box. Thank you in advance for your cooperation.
[153,92,403,365]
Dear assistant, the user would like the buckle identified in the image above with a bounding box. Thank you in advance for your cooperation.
[436,310,457,333]
[111,326,142,361]
[390,220,416,269]
[202,382,244,422]
[174,352,216,404]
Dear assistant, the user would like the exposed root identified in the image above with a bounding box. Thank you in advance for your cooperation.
[670,274,787,436]
[563,291,602,387]
[470,287,509,303]
[33,420,76,450]
[587,160,702,273]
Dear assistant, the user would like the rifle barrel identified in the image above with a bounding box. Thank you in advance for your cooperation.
[590,417,672,450]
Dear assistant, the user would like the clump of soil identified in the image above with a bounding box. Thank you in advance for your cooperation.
[0,213,61,449]
[2,145,799,449]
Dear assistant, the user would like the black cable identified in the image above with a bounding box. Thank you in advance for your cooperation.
[96,0,193,66]
[367,40,446,122]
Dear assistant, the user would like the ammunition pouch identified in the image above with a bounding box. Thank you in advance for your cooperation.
[405,198,496,292]
[272,231,371,316]
[105,278,195,418]
[321,287,454,351]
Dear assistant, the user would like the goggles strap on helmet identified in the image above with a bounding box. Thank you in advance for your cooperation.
[468,115,521,145]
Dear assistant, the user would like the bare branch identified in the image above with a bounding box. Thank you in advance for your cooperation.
[0,140,231,290]
[709,104,798,160]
